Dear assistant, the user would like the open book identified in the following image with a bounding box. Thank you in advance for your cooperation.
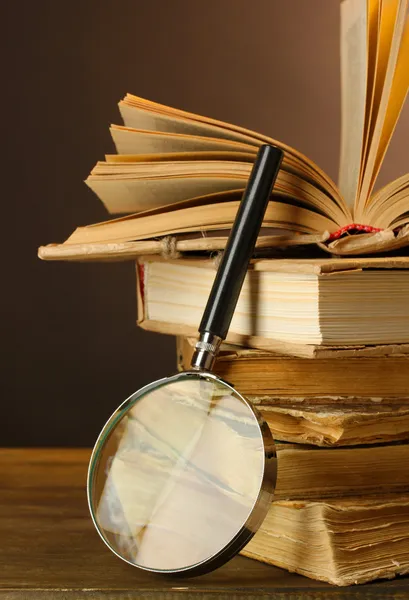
[39,0,409,261]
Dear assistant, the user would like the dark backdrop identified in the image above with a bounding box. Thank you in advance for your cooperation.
[4,0,408,446]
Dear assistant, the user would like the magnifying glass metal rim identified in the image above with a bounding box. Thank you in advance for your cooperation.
[87,370,277,576]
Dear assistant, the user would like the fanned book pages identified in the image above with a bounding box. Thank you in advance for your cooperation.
[39,0,409,262]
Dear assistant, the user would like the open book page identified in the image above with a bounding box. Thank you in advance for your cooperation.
[363,12,409,209]
[119,96,343,206]
[86,161,348,226]
[365,172,409,221]
[361,0,397,178]
[63,200,335,245]
[86,175,246,214]
[110,125,258,155]
[109,130,346,217]
[357,0,409,217]
[338,0,368,210]
[360,0,381,181]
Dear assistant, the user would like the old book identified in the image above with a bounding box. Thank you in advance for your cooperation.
[94,410,409,584]
[176,337,409,446]
[136,255,409,350]
[258,404,409,447]
[39,0,409,261]
[273,442,409,499]
[177,336,409,398]
[242,495,409,586]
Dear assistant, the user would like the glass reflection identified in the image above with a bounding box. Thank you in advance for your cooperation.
[89,373,266,572]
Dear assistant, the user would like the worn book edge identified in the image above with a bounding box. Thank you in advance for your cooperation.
[242,495,409,586]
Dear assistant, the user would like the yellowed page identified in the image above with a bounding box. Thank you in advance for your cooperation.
[365,172,409,221]
[371,188,409,227]
[358,0,409,216]
[365,0,398,147]
[105,151,256,163]
[338,0,368,209]
[110,125,258,155]
[64,201,335,246]
[123,95,317,164]
[366,14,409,210]
[119,102,267,147]
[85,176,246,214]
[86,164,347,225]
[360,0,381,182]
[120,98,343,205]
[358,0,401,203]
[109,129,346,215]
[90,159,254,177]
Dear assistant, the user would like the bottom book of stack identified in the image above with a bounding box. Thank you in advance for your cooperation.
[245,496,409,586]
[177,338,409,586]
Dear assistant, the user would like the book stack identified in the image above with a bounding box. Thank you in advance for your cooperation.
[38,0,409,587]
[176,336,409,586]
[135,253,409,584]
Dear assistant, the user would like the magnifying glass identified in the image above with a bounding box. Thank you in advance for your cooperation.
[88,144,283,576]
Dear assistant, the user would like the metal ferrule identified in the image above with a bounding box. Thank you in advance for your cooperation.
[190,332,223,372]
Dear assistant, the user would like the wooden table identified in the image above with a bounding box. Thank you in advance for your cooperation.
[1,448,408,599]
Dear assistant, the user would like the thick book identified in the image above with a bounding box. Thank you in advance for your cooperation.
[136,255,409,351]
[39,0,409,262]
[273,441,409,500]
[177,336,409,399]
[177,337,409,446]
[258,404,409,447]
[242,495,409,586]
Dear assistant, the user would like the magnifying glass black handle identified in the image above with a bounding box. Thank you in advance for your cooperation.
[199,145,283,342]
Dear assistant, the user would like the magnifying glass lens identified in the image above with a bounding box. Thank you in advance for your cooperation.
[88,372,275,574]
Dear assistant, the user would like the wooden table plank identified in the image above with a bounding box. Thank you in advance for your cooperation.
[0,448,408,599]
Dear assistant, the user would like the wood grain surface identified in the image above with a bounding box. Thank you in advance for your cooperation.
[0,448,408,599]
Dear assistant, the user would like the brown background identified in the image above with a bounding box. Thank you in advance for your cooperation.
[4,0,408,446]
